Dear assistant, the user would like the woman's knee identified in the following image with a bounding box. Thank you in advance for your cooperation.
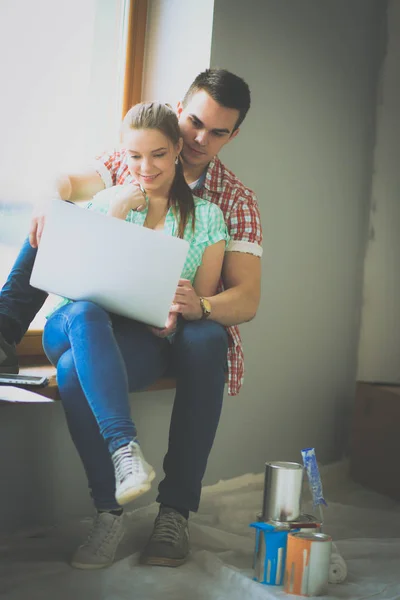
[43,301,109,363]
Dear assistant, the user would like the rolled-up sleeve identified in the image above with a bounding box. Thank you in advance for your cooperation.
[226,190,263,257]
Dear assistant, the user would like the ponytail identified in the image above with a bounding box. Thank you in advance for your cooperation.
[169,159,196,238]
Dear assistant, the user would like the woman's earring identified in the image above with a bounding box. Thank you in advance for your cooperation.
[175,156,179,165]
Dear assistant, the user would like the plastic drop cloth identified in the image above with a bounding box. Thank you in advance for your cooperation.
[1,461,400,600]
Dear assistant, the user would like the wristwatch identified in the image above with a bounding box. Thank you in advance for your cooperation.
[199,297,211,319]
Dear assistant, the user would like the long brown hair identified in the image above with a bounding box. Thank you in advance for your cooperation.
[122,102,195,238]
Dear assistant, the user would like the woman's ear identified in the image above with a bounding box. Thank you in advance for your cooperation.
[176,101,183,118]
[177,137,184,155]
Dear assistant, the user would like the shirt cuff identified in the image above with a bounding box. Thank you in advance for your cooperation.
[226,240,263,257]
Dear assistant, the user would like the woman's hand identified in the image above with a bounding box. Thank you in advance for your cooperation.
[170,279,203,321]
[149,311,178,338]
[107,184,147,220]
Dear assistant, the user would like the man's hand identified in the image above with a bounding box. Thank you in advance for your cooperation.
[107,185,147,220]
[170,279,203,321]
[149,311,178,338]
[29,201,51,248]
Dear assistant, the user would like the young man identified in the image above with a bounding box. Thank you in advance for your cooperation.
[0,69,262,568]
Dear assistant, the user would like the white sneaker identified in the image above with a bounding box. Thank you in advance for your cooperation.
[71,511,125,569]
[112,440,155,506]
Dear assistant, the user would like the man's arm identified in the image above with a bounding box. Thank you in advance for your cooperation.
[29,170,106,247]
[55,171,105,201]
[171,252,261,327]
[171,184,263,326]
[209,186,263,325]
[207,251,261,326]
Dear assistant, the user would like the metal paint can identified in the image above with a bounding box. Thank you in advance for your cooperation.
[262,461,304,522]
[284,532,332,596]
[250,521,295,585]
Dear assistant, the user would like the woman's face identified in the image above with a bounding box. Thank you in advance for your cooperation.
[124,128,182,194]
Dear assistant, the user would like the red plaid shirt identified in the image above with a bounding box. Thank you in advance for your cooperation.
[94,152,263,395]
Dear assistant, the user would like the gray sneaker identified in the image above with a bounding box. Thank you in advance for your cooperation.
[71,512,125,569]
[139,506,190,567]
[0,332,18,374]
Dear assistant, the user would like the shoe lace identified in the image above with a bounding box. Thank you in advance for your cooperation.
[151,511,185,544]
[113,443,142,483]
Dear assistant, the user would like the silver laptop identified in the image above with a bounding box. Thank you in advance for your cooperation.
[30,200,189,328]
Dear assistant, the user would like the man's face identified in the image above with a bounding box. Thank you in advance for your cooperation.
[177,90,240,171]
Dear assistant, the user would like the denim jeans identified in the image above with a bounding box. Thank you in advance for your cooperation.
[0,238,47,343]
[43,301,228,512]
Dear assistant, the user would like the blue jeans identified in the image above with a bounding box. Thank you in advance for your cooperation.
[43,301,228,512]
[0,238,46,343]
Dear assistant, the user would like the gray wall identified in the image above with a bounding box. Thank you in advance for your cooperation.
[0,0,386,534]
[357,0,400,382]
[209,0,385,466]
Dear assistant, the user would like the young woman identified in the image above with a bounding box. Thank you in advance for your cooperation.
[42,102,229,515]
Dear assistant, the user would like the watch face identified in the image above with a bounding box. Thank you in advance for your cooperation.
[201,298,211,316]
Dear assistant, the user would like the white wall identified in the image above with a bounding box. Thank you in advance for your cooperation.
[141,0,215,107]
[0,0,125,205]
[357,0,400,383]
[0,0,126,304]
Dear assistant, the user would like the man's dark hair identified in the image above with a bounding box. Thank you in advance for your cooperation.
[182,69,251,132]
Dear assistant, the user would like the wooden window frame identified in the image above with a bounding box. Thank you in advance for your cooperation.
[17,329,46,364]
[122,0,148,117]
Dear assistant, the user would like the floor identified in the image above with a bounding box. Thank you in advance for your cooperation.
[1,461,400,600]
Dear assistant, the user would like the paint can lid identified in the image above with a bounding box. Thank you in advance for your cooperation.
[265,461,303,470]
[256,513,322,529]
[290,532,332,542]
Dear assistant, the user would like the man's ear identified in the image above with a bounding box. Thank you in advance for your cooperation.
[176,101,183,118]
[229,127,240,142]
